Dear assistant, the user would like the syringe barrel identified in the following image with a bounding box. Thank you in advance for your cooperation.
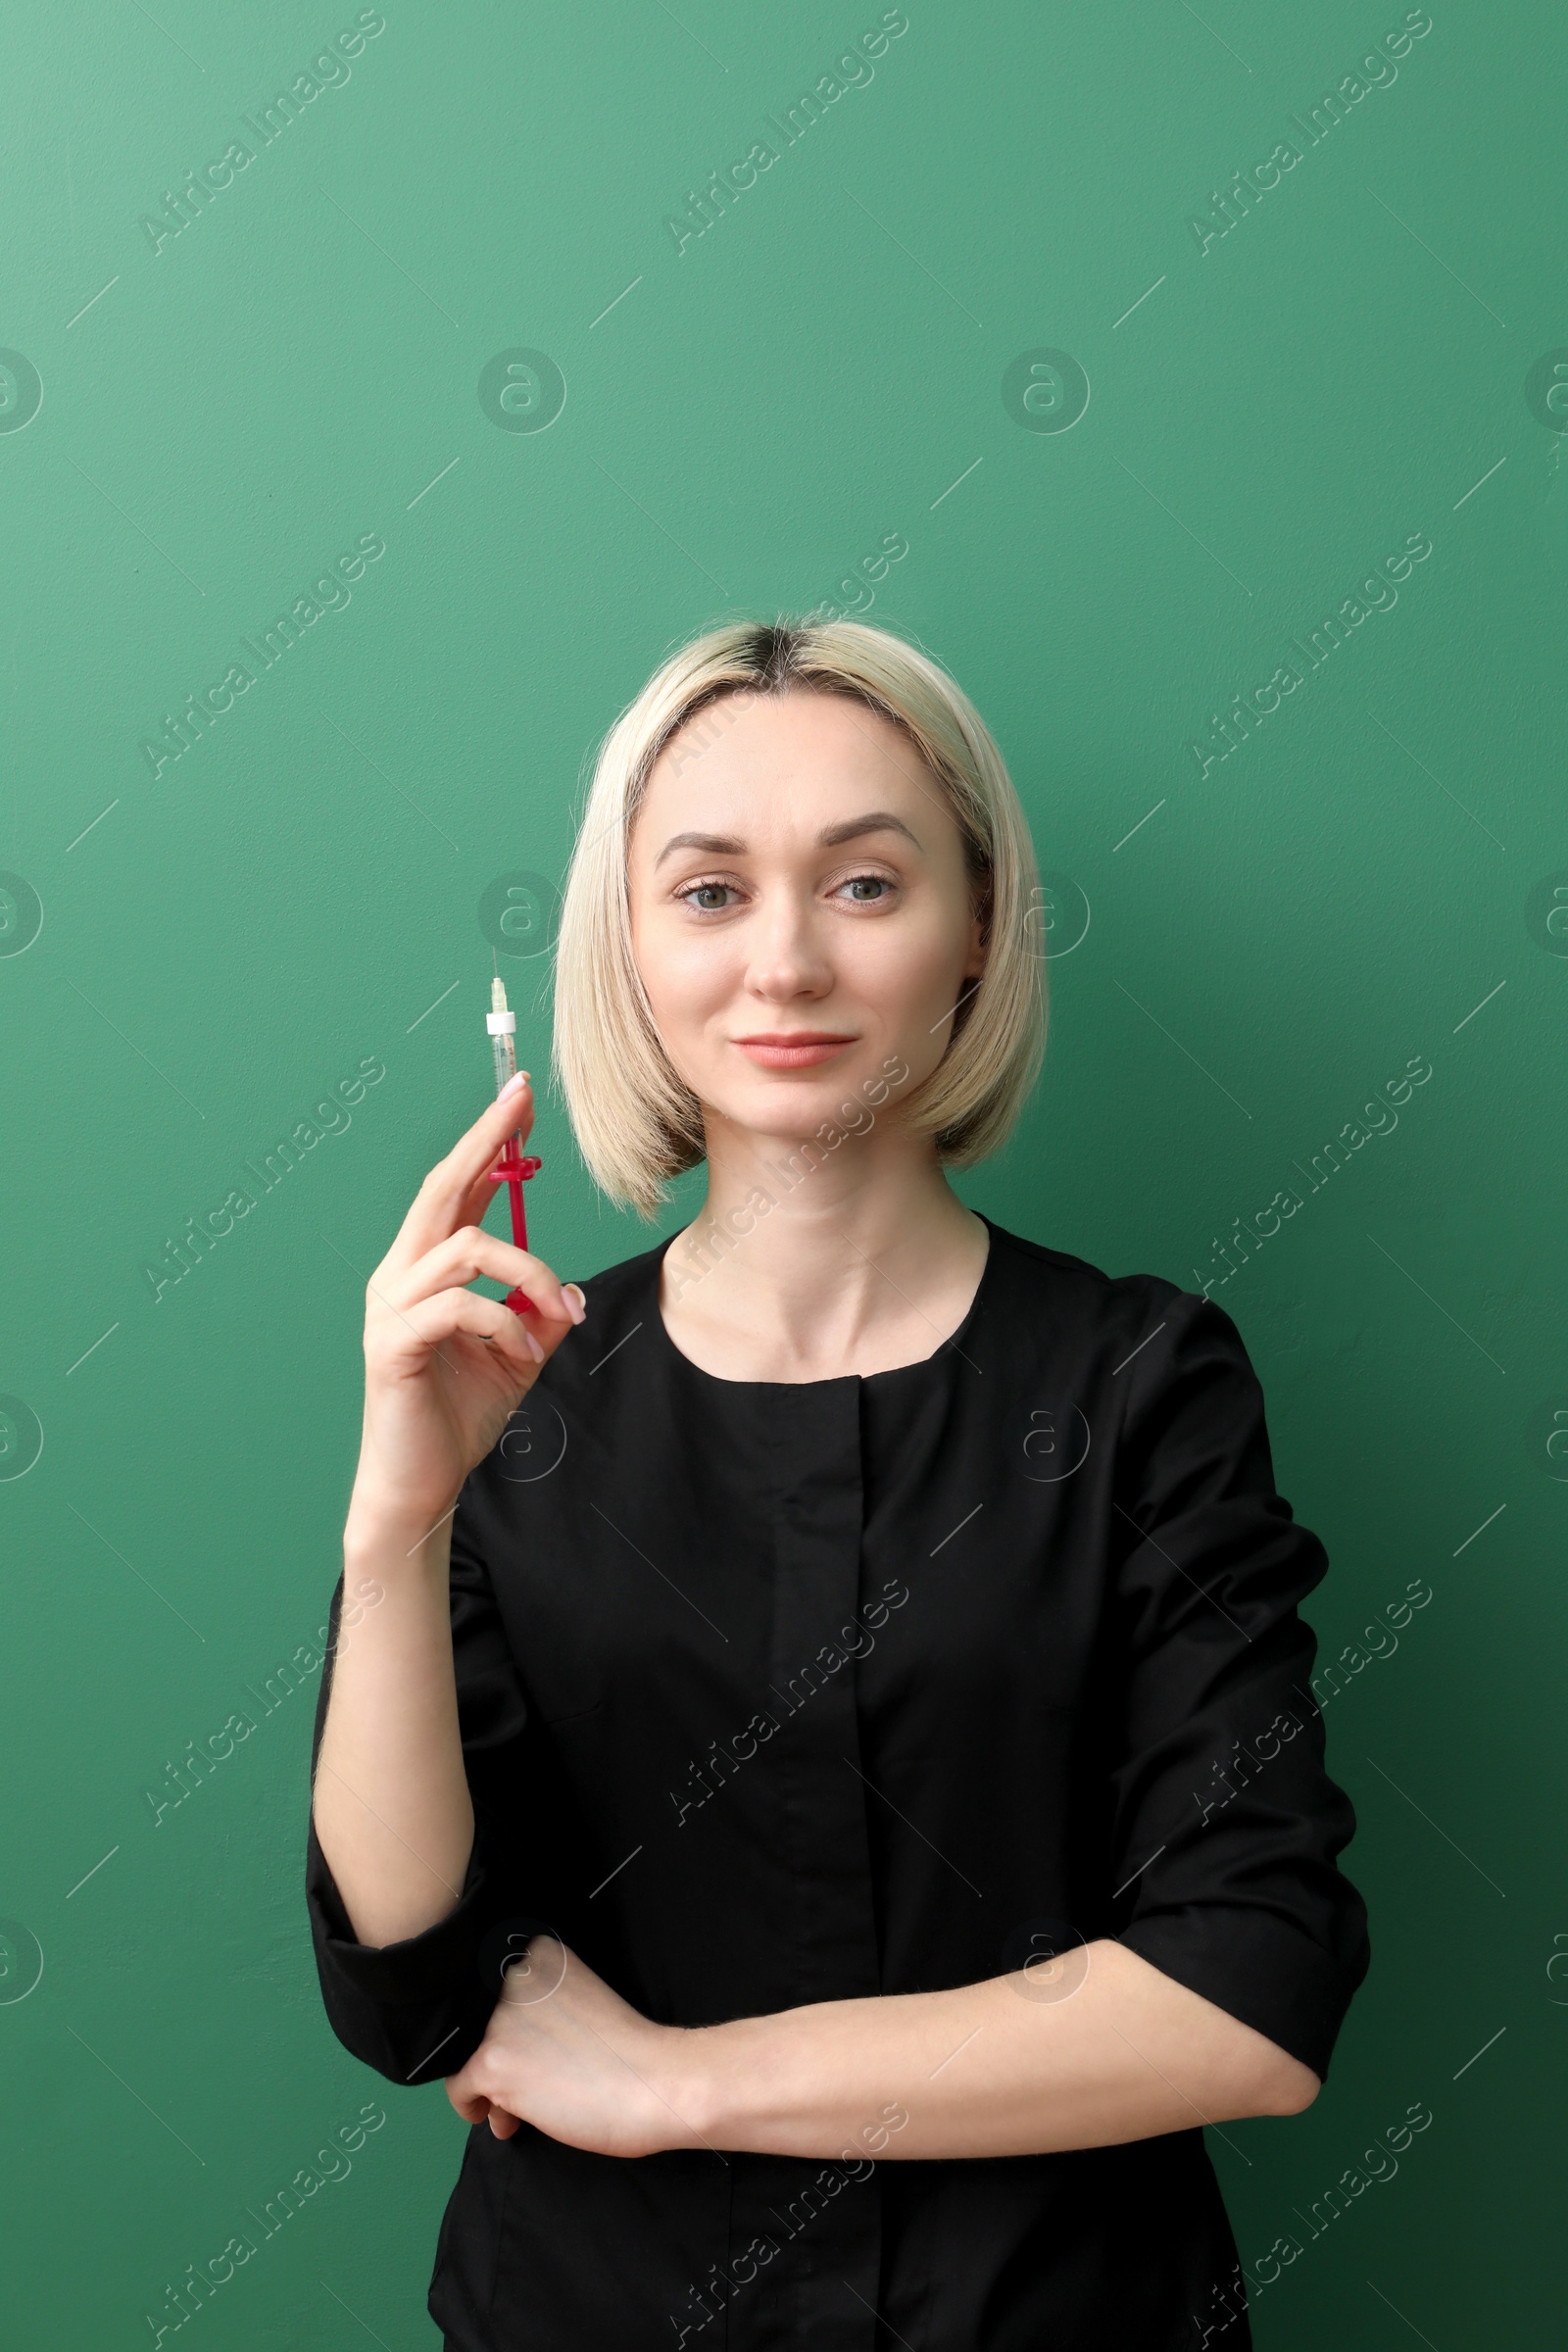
[487,1006,521,1152]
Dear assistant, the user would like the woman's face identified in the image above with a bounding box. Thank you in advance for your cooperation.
[627,686,987,1145]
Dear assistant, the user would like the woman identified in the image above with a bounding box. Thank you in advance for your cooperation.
[307,617,1370,2349]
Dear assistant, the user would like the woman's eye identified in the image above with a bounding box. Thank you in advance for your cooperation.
[678,874,894,912]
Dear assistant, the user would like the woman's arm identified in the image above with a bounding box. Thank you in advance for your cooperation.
[312,1509,474,1948]
[306,1505,539,2086]
[679,1940,1318,2159]
[444,1933,1317,2159]
[310,1073,582,1950]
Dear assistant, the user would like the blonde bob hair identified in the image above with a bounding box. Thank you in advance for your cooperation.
[554,616,1045,1218]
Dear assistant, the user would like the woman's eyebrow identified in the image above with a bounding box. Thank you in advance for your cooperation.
[654,812,921,869]
[819,811,922,852]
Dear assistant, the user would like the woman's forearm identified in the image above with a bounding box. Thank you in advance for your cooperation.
[311,1505,475,1949]
[678,1939,1318,2162]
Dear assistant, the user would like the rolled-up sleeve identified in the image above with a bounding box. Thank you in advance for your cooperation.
[1106,1288,1370,2082]
[305,1486,531,2087]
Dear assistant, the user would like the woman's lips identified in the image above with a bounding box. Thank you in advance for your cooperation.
[733,1034,858,1069]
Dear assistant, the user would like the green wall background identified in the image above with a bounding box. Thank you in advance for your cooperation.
[2,2,1562,2342]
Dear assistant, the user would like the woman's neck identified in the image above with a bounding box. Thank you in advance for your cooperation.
[659,1123,990,1383]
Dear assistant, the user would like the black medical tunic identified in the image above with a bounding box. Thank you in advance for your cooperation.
[305,1214,1370,2350]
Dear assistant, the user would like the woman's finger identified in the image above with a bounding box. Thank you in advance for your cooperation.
[384,1226,579,1329]
[368,1281,548,1373]
[445,2081,490,2125]
[381,1078,539,1273]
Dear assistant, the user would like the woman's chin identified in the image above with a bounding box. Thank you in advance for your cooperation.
[707,1086,860,1139]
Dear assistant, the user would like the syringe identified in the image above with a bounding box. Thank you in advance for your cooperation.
[484,973,542,1316]
[488,972,520,1105]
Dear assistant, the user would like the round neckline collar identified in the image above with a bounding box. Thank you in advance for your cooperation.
[646,1212,998,1392]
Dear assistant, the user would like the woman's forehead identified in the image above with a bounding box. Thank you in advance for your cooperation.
[640,688,938,836]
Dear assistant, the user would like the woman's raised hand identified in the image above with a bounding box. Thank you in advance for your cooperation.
[347,1075,585,1538]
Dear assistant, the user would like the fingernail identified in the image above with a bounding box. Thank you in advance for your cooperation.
[563,1282,587,1324]
[500,1071,530,1099]
[522,1326,545,1363]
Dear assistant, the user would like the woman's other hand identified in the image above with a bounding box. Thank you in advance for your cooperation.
[445,1938,705,2161]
